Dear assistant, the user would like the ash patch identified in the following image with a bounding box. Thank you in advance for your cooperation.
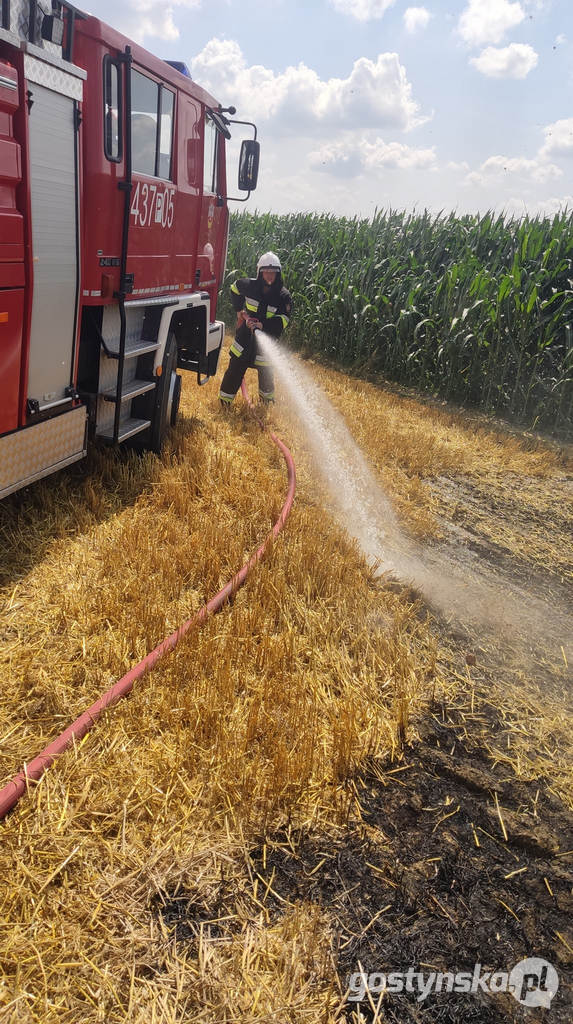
[151,877,250,948]
[248,711,573,1023]
[147,717,572,1021]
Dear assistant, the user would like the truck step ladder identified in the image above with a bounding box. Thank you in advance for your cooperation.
[95,333,159,443]
[96,418,152,443]
[100,379,156,402]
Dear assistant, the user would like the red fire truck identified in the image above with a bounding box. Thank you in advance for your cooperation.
[0,0,259,500]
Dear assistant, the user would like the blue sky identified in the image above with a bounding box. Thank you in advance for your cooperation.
[85,0,573,218]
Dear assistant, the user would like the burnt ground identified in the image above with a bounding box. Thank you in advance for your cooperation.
[250,709,572,1023]
[151,414,573,1022]
[153,697,573,1023]
[151,467,573,1023]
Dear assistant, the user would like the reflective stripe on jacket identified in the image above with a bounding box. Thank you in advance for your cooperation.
[230,274,292,338]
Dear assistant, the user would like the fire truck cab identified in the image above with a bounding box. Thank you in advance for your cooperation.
[0,0,259,499]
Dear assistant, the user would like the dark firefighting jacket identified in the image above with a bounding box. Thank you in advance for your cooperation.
[230,273,292,346]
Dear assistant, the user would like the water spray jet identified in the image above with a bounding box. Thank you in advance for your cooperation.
[255,331,573,663]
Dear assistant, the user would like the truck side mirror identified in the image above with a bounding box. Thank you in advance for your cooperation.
[238,139,260,192]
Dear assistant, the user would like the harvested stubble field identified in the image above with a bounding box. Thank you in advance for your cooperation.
[0,346,572,1024]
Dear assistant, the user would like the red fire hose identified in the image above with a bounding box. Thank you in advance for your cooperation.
[0,384,296,820]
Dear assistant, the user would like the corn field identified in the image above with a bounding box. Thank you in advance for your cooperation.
[222,209,573,435]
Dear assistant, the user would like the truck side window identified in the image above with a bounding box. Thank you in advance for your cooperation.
[131,69,174,179]
[131,70,158,177]
[203,113,218,194]
[103,56,122,162]
[159,88,174,179]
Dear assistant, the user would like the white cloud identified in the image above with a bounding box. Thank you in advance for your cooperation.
[363,139,437,170]
[118,0,201,43]
[540,118,573,159]
[532,195,573,216]
[328,0,395,21]
[190,38,248,96]
[403,6,429,33]
[191,39,426,135]
[308,141,365,178]
[404,7,431,33]
[462,115,573,207]
[504,194,573,217]
[466,154,562,186]
[309,137,437,177]
[458,0,525,47]
[522,0,551,11]
[470,42,538,77]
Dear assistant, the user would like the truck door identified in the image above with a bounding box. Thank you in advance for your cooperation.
[25,55,83,413]
[198,110,228,317]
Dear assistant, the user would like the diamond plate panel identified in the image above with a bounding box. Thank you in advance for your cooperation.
[24,53,83,100]
[0,406,87,499]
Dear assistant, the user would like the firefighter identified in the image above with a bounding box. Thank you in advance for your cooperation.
[219,252,292,406]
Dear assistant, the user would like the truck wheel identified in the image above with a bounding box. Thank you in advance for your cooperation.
[151,333,181,453]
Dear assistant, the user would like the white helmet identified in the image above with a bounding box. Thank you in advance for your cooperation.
[257,251,281,274]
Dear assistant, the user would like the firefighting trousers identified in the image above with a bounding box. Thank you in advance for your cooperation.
[219,331,274,403]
